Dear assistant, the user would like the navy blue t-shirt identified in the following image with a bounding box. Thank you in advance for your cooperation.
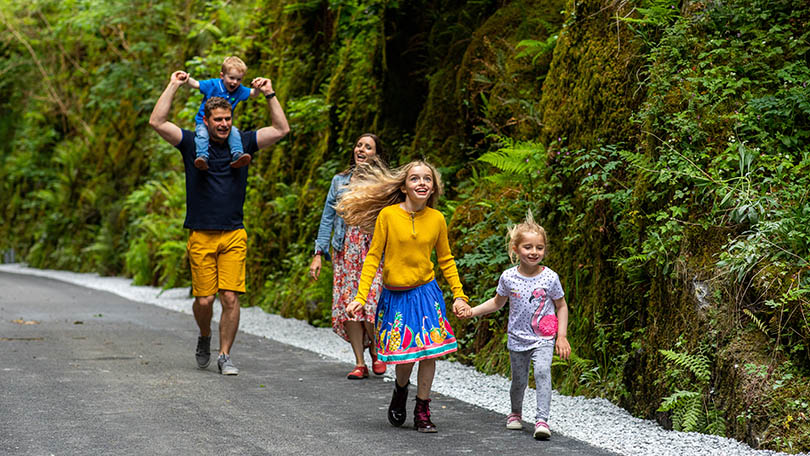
[176,129,259,230]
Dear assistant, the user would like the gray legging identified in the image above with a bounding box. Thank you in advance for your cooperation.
[509,342,555,422]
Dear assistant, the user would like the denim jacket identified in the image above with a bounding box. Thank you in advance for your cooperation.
[314,172,352,262]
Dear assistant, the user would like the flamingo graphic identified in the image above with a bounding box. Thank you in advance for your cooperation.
[529,288,558,337]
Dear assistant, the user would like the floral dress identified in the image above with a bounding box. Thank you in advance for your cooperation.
[331,225,383,342]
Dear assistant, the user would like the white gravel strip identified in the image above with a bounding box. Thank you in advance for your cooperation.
[2,263,804,456]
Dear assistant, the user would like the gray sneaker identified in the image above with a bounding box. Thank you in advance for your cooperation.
[195,336,211,368]
[217,354,239,375]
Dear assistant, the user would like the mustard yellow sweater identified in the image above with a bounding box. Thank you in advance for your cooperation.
[354,204,468,304]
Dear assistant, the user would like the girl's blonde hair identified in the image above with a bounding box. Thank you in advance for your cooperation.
[507,209,548,263]
[337,160,443,233]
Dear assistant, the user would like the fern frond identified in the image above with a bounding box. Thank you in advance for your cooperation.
[704,408,726,436]
[616,253,651,269]
[660,390,702,432]
[552,352,592,370]
[659,349,710,383]
[569,353,593,371]
[580,366,603,384]
[477,149,534,175]
[658,389,698,412]
[678,393,703,432]
[743,309,769,338]
[483,173,519,187]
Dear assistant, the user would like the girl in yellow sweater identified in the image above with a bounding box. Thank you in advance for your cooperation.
[340,160,469,433]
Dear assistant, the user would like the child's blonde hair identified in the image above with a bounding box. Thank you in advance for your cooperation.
[222,56,248,75]
[507,209,548,263]
[337,160,443,233]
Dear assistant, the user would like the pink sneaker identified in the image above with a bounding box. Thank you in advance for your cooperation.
[506,413,522,430]
[533,420,551,439]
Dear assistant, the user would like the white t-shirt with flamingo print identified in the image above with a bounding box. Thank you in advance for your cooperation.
[496,265,565,352]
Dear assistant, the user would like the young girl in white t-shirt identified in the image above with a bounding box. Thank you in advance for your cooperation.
[458,210,570,440]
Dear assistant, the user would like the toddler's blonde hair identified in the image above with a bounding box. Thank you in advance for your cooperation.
[222,56,248,75]
[507,209,548,264]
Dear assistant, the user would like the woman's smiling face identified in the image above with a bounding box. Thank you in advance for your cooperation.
[353,136,377,165]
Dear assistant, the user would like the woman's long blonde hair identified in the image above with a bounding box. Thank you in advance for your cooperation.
[507,209,548,263]
[337,160,443,233]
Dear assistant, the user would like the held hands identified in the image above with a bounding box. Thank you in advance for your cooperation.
[251,77,274,96]
[171,71,189,86]
[308,255,322,280]
[346,300,363,317]
[453,299,472,319]
[555,336,571,360]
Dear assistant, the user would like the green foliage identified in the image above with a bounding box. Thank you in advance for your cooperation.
[659,349,710,383]
[476,136,546,196]
[122,173,189,288]
[285,95,331,135]
[743,309,770,339]
[515,35,557,65]
[659,390,704,433]
[637,0,810,376]
[658,348,724,434]
[0,0,198,276]
[617,0,681,47]
[621,0,680,26]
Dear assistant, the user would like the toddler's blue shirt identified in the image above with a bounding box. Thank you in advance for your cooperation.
[194,78,252,124]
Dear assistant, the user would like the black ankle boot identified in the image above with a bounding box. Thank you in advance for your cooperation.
[388,381,409,427]
[414,397,437,433]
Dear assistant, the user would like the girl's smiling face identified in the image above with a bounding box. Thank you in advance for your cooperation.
[353,136,377,165]
[514,231,546,267]
[401,164,434,207]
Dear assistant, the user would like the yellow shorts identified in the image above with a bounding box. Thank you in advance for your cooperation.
[187,229,247,297]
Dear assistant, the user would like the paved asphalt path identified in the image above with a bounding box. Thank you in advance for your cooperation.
[0,271,617,456]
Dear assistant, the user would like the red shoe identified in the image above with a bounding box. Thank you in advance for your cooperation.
[370,350,386,375]
[347,365,369,379]
[372,359,386,375]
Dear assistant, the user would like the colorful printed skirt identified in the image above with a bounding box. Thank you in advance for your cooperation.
[375,279,458,364]
[331,225,383,343]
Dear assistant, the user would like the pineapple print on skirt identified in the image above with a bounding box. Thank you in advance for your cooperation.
[375,279,458,364]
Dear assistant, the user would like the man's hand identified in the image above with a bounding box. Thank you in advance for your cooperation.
[254,76,289,150]
[172,71,190,86]
[251,77,274,95]
[149,71,186,145]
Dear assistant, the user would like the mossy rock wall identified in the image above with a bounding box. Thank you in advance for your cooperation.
[539,0,644,149]
[412,0,564,162]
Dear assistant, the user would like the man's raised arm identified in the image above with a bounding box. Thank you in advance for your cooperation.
[251,77,290,150]
[149,71,188,146]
